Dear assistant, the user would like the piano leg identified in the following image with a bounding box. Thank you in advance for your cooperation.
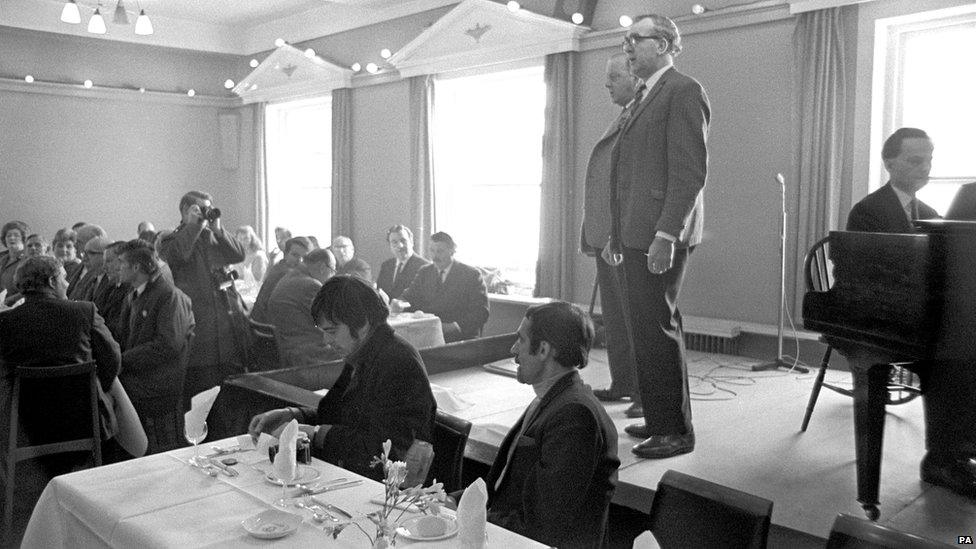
[848,354,893,521]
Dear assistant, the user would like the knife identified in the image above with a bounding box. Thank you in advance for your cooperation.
[207,458,239,477]
[313,499,354,519]
[306,480,363,495]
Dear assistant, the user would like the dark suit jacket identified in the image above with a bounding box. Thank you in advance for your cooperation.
[69,269,105,302]
[400,261,489,340]
[117,273,195,414]
[337,257,372,282]
[611,67,710,249]
[946,182,976,220]
[157,224,246,370]
[268,269,340,368]
[0,289,120,443]
[92,277,130,341]
[0,250,26,295]
[486,372,619,548]
[846,183,940,233]
[297,323,436,481]
[376,254,430,300]
[581,111,628,252]
[249,261,291,323]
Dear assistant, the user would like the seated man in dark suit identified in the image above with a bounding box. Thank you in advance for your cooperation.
[116,240,195,453]
[481,301,619,548]
[946,182,976,220]
[0,256,121,475]
[376,225,430,300]
[847,127,976,499]
[331,235,372,282]
[847,127,940,232]
[92,241,132,340]
[250,236,311,323]
[393,232,489,343]
[68,236,111,301]
[268,249,341,368]
[249,276,436,481]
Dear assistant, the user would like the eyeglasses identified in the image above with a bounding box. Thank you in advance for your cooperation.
[623,33,664,47]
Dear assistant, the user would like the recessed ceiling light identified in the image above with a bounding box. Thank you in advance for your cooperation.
[24,75,34,83]
[365,63,379,74]
[380,48,391,59]
[187,89,195,97]
[619,15,633,27]
[83,79,93,88]
[249,59,259,68]
[351,62,362,72]
[274,38,285,47]
[571,12,584,24]
[224,79,235,89]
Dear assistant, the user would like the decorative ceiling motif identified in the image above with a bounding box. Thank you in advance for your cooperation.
[464,22,492,43]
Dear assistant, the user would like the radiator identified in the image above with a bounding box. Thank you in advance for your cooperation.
[682,318,741,355]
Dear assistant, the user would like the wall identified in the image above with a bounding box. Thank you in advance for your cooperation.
[0,27,255,242]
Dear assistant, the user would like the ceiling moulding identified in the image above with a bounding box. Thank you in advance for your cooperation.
[388,0,588,78]
[0,77,239,108]
[788,0,877,14]
[233,44,353,104]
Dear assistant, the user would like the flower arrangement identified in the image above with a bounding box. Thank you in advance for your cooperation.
[332,439,445,548]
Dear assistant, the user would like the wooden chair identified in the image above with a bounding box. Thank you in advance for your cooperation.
[247,318,279,372]
[825,514,950,548]
[641,470,773,549]
[800,236,921,432]
[1,362,102,538]
[427,410,472,493]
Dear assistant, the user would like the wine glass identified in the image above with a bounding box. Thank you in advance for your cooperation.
[272,451,298,508]
[185,421,209,467]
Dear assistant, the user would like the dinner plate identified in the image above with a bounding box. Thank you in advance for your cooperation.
[396,515,459,541]
[242,509,302,539]
[265,465,321,486]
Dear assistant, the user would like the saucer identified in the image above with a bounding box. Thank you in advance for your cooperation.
[396,515,458,541]
[242,509,302,539]
[265,465,321,486]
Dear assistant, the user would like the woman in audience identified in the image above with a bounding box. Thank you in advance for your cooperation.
[0,220,29,294]
[25,234,50,257]
[233,225,268,301]
[52,228,82,278]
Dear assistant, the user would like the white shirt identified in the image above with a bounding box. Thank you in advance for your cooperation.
[889,184,917,223]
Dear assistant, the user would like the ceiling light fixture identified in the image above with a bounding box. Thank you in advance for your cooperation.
[87,8,106,34]
[113,0,129,24]
[619,15,633,27]
[571,12,584,24]
[60,0,81,24]
[507,1,520,12]
[249,59,259,68]
[304,48,316,58]
[134,8,153,35]
[187,89,195,97]
[83,79,93,88]
[365,63,379,74]
[274,38,286,47]
[351,62,362,72]
[691,4,707,15]
[224,79,235,89]
[25,75,35,83]
[380,48,391,59]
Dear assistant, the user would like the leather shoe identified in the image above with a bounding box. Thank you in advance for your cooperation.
[592,388,629,402]
[632,433,696,459]
[625,403,644,419]
[921,452,976,499]
[624,423,652,438]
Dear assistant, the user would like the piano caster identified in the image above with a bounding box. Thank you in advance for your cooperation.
[862,504,880,521]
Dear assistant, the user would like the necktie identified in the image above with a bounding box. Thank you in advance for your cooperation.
[910,198,919,221]
[393,262,403,285]
[437,270,446,286]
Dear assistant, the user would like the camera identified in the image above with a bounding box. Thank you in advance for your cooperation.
[199,205,221,222]
[211,268,239,291]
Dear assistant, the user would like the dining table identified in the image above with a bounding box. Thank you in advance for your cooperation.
[388,312,445,350]
[21,436,545,548]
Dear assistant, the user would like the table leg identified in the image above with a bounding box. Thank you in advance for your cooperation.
[849,358,892,521]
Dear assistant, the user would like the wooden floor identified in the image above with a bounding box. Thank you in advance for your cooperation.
[429,349,976,546]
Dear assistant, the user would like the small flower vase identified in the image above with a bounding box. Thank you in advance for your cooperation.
[372,531,395,549]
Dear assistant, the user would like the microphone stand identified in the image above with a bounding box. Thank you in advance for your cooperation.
[753,173,809,373]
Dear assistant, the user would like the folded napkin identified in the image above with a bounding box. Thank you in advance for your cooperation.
[273,420,299,483]
[430,384,474,414]
[183,386,220,438]
[457,478,487,549]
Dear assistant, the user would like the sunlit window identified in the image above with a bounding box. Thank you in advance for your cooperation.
[432,65,546,296]
[265,96,332,246]
[879,8,976,213]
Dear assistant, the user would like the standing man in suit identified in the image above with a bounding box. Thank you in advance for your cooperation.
[581,52,642,419]
[484,301,619,548]
[376,225,430,300]
[331,236,372,282]
[846,129,976,499]
[608,14,710,459]
[847,128,940,232]
[116,240,195,453]
[393,232,489,343]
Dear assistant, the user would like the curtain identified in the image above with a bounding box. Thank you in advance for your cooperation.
[408,75,435,257]
[252,103,269,247]
[534,52,578,299]
[789,6,855,312]
[332,88,353,240]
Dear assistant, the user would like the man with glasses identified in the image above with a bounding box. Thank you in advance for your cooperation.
[607,14,710,459]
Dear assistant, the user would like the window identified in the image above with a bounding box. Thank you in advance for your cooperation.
[265,96,332,247]
[432,64,546,296]
[876,7,976,213]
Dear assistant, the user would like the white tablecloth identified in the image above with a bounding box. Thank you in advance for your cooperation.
[389,313,445,349]
[22,437,543,548]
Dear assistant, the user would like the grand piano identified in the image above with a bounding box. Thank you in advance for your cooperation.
[802,221,976,519]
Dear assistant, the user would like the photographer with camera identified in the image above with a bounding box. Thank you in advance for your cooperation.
[157,191,248,407]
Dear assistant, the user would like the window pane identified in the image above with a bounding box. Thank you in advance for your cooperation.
[265,97,332,246]
[433,65,545,295]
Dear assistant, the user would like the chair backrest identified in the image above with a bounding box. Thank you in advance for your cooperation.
[427,410,472,493]
[804,236,834,292]
[825,514,950,549]
[247,318,279,371]
[9,361,101,465]
[647,470,773,549]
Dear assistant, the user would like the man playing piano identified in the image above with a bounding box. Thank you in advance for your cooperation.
[846,127,976,499]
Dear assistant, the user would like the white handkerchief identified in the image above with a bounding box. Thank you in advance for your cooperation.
[273,420,298,483]
[183,386,220,436]
[430,383,474,414]
[457,477,488,549]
